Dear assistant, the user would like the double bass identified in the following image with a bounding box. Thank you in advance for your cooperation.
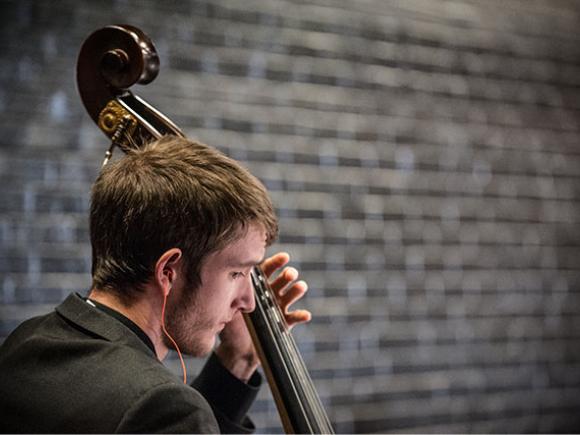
[76,25,334,434]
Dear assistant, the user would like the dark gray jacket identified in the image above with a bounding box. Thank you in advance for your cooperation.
[0,293,259,433]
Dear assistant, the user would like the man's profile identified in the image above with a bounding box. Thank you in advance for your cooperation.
[0,135,311,433]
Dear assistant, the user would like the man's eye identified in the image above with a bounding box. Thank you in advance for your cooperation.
[231,271,247,279]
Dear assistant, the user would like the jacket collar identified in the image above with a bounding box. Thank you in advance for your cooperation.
[55,292,157,358]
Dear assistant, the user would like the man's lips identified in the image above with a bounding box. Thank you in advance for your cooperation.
[217,319,231,330]
[217,316,235,330]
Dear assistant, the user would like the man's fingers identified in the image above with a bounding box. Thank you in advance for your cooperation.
[270,267,299,295]
[286,310,312,330]
[279,281,308,309]
[259,252,311,332]
[261,252,290,277]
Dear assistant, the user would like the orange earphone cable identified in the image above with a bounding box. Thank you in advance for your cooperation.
[161,293,187,384]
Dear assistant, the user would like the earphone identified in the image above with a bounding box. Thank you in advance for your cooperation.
[161,290,187,384]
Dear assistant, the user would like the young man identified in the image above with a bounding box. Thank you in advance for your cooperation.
[0,136,311,433]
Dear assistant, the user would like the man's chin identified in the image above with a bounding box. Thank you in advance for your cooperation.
[166,334,215,358]
[187,336,216,358]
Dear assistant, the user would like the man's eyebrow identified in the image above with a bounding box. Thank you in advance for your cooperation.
[227,258,264,267]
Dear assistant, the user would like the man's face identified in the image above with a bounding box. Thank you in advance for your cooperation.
[165,224,266,357]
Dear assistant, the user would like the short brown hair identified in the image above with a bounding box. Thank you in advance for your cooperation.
[90,135,278,303]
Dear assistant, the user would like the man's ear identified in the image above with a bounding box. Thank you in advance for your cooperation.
[154,248,183,297]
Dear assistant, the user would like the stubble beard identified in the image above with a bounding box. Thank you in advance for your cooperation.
[163,284,216,357]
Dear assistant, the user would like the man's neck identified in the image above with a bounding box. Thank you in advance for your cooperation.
[88,288,170,359]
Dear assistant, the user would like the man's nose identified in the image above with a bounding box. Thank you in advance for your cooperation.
[237,274,256,313]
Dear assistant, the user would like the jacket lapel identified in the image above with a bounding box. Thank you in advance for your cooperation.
[55,293,157,358]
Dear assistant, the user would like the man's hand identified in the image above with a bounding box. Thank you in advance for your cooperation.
[215,252,311,382]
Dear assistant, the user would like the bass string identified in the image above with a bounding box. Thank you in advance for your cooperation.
[268,289,333,432]
[255,267,333,433]
[252,271,316,432]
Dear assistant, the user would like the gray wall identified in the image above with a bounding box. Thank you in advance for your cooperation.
[1,0,580,432]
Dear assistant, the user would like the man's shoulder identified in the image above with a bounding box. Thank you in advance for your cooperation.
[0,309,59,357]
[0,295,174,390]
[0,296,218,433]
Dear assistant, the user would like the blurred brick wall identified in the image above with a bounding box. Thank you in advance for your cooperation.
[1,0,580,432]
